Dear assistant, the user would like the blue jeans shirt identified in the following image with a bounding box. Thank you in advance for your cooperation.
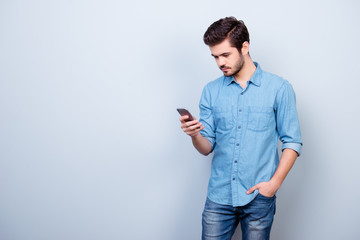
[199,62,302,207]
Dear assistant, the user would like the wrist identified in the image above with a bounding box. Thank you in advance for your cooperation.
[269,178,282,191]
[191,132,201,138]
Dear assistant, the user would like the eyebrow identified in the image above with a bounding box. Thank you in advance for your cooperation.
[211,52,231,57]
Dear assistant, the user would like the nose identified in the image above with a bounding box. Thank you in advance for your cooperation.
[217,56,226,67]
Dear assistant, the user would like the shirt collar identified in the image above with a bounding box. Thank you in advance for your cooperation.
[225,62,262,87]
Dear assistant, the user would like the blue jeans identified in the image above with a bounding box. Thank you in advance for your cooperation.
[202,194,276,240]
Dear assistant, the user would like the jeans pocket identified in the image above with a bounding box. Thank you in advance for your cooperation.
[257,192,275,200]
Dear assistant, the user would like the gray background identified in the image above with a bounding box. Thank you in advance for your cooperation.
[0,0,359,239]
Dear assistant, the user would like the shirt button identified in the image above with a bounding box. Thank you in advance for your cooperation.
[241,92,244,95]
[232,178,235,180]
[239,109,242,112]
[234,160,237,163]
[238,126,241,129]
[236,143,239,146]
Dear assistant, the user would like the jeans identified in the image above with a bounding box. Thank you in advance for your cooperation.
[202,194,276,240]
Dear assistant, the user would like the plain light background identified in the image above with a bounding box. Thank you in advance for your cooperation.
[1,0,359,239]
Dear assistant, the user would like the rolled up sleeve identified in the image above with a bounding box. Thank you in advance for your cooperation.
[199,85,216,151]
[275,81,303,156]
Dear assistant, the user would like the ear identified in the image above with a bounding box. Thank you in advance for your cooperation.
[241,41,250,56]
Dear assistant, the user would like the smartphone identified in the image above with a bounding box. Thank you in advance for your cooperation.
[177,108,194,122]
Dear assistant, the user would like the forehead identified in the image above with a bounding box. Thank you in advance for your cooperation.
[209,38,238,56]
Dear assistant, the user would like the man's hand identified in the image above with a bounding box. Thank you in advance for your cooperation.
[246,149,298,197]
[246,180,281,198]
[180,115,204,137]
[179,115,212,156]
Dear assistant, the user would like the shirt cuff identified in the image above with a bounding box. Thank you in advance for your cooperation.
[201,135,215,152]
[281,142,302,156]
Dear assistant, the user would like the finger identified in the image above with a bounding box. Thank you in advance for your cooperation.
[187,122,202,131]
[246,184,259,194]
[187,125,205,135]
[185,119,199,126]
[181,121,199,130]
[198,125,205,131]
[194,126,205,134]
[181,119,196,128]
[182,121,199,130]
[186,125,204,136]
[184,123,203,134]
[179,115,189,122]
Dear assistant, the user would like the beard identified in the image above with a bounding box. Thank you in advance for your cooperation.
[220,55,244,77]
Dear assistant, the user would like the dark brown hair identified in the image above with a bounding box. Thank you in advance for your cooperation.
[203,17,249,52]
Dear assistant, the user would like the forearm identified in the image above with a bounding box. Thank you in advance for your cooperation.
[179,115,213,156]
[191,133,212,156]
[269,148,298,189]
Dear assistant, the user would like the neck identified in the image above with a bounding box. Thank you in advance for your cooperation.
[233,56,256,84]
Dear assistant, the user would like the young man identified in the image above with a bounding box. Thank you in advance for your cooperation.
[179,17,302,240]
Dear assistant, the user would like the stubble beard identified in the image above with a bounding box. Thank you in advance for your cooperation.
[222,56,244,77]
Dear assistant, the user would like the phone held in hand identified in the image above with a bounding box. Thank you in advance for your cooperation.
[177,108,194,122]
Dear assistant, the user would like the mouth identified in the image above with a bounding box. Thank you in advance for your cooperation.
[221,68,230,72]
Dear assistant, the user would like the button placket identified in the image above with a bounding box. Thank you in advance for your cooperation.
[231,89,245,206]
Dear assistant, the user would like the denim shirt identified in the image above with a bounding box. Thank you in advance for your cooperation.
[199,62,302,207]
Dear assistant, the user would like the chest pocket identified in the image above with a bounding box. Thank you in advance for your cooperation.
[247,106,274,132]
[213,106,234,132]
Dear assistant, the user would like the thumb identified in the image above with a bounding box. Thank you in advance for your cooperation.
[246,184,259,194]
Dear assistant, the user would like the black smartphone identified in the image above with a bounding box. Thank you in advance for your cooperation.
[177,108,194,122]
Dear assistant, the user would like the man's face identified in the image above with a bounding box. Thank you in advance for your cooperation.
[209,38,244,77]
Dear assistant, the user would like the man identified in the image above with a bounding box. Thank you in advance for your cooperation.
[179,17,302,240]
